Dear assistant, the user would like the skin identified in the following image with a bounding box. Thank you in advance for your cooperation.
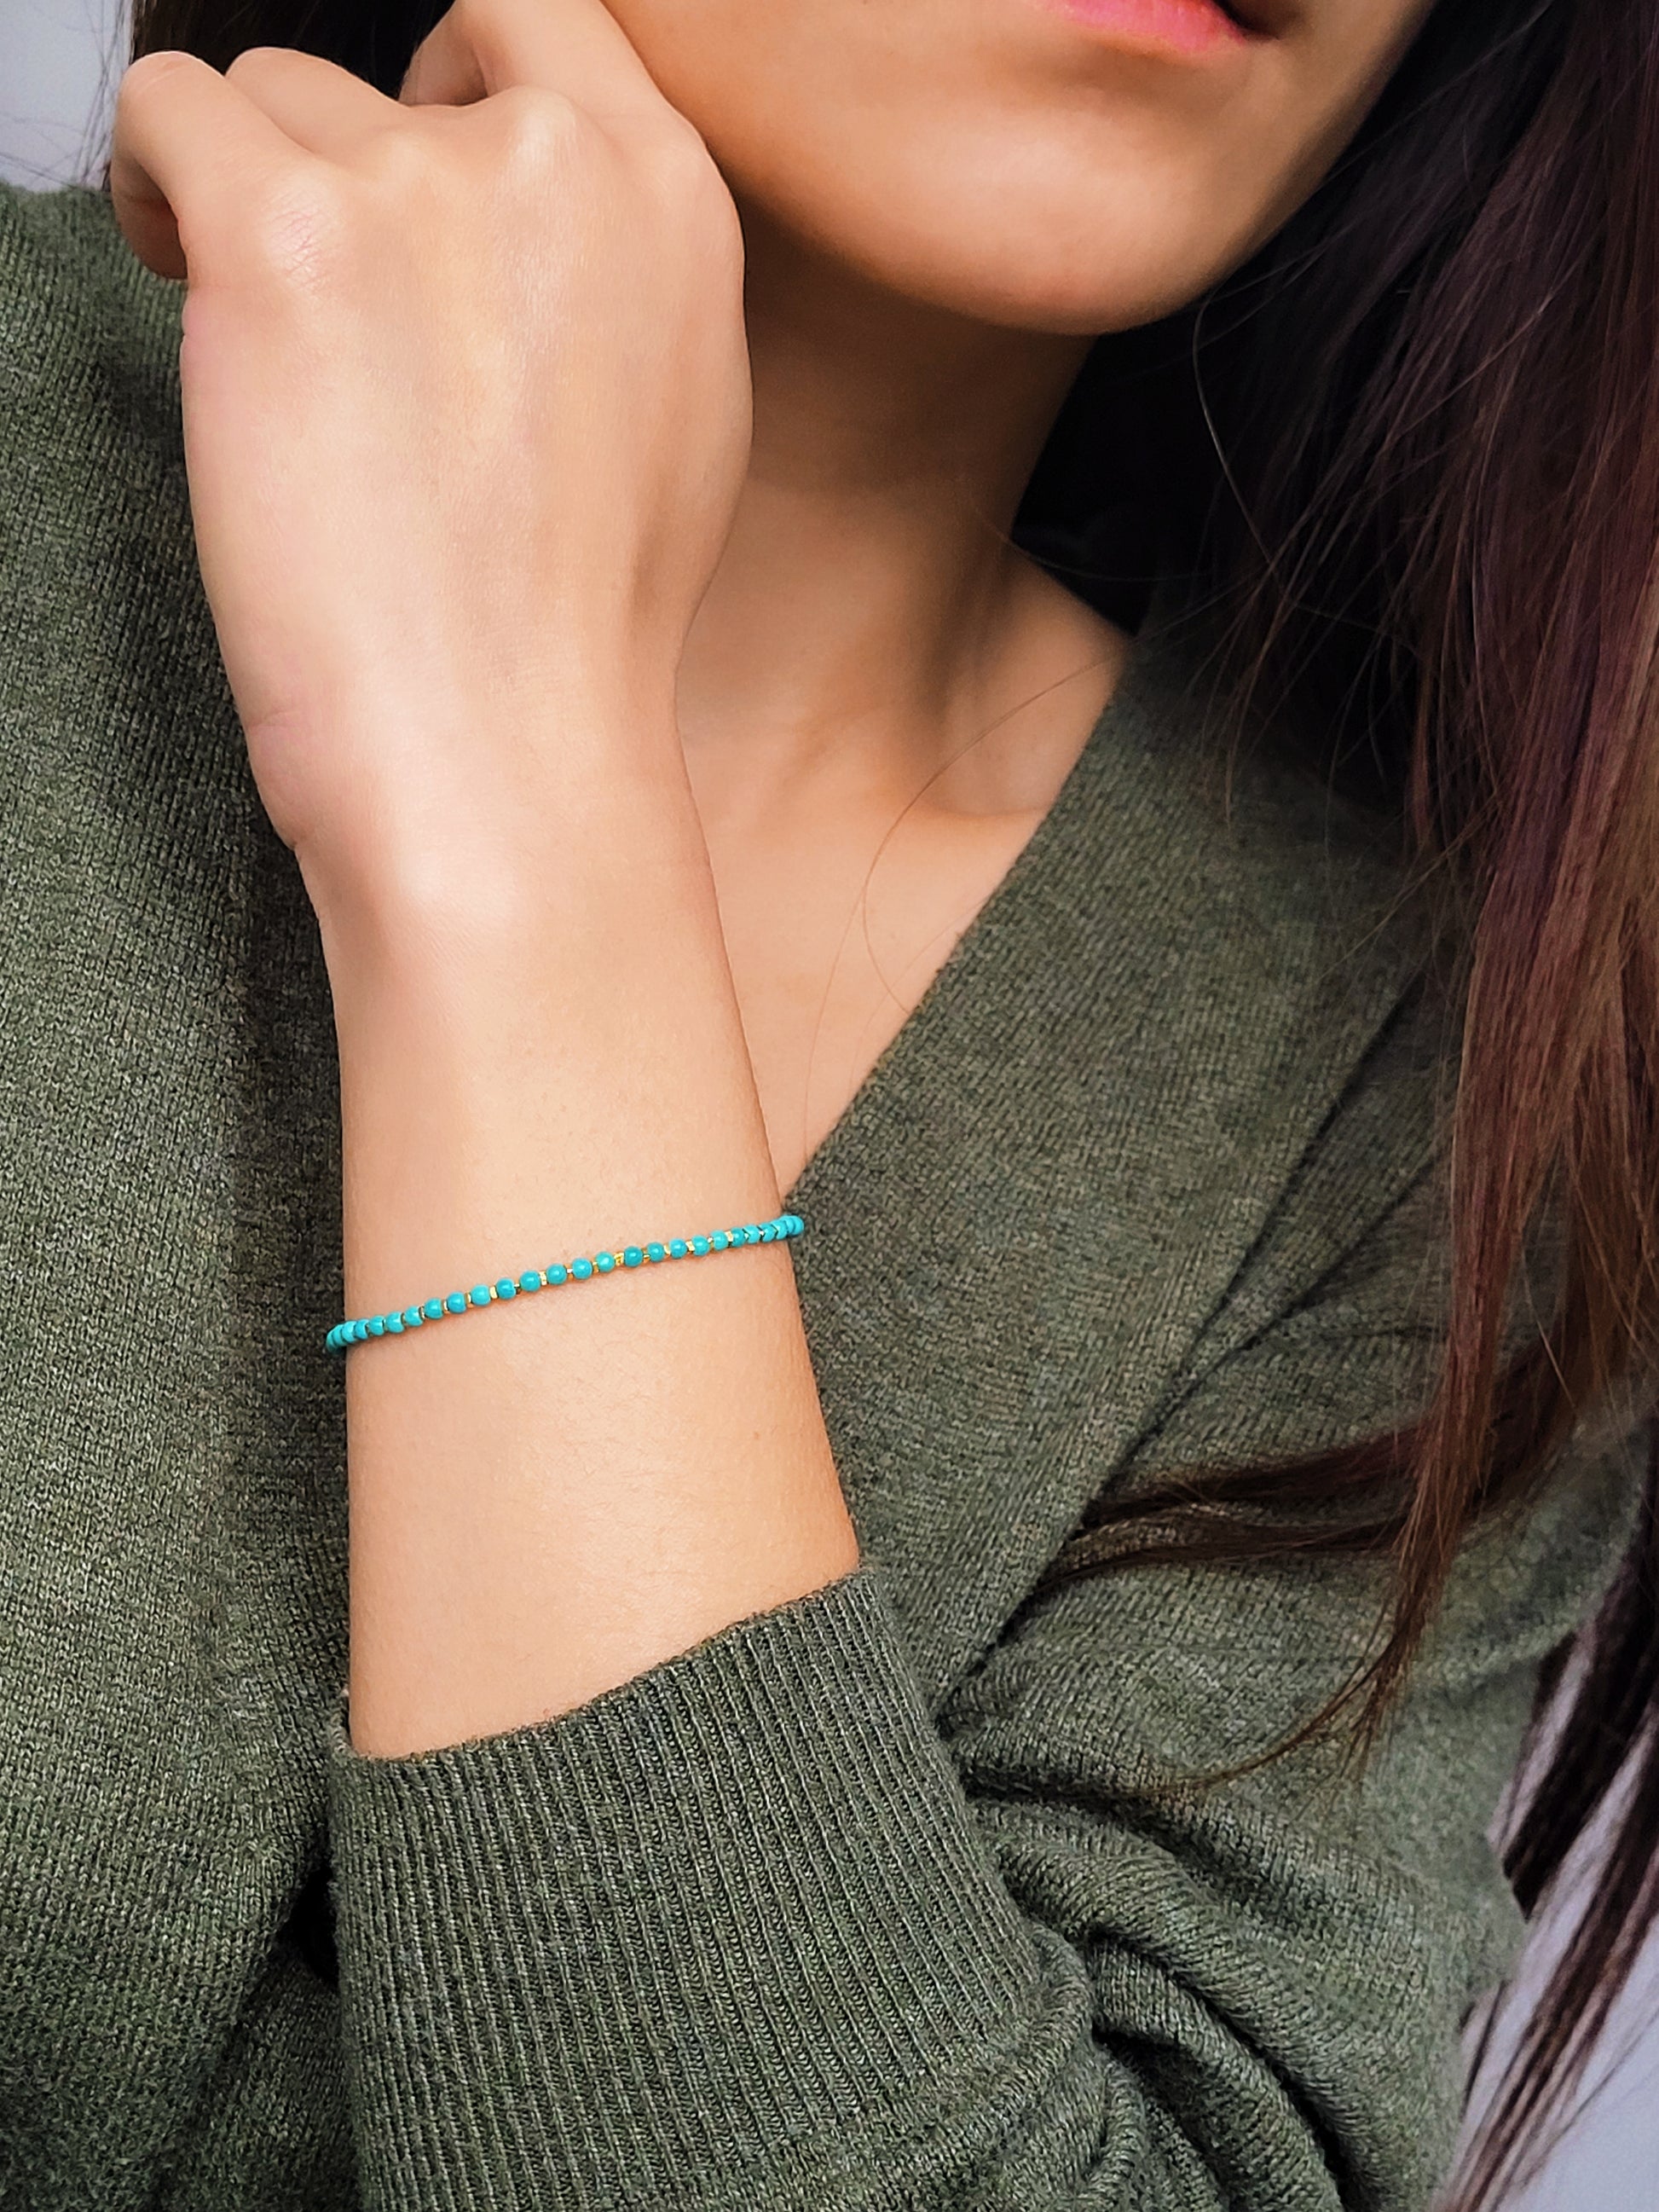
[623,0,1442,1194]
[109,0,1435,1756]
[629,0,1436,1189]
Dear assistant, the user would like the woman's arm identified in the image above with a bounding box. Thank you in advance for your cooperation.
[108,0,863,1757]
[323,744,858,1757]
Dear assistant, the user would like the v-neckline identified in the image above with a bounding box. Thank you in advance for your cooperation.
[765,583,1427,1711]
[780,594,1175,1221]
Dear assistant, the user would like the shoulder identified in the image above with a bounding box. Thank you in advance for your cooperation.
[1042,589,1453,1308]
[1060,584,1442,1144]
[1116,590,1426,999]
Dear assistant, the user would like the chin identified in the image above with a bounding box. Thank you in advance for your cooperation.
[604,0,1430,339]
[731,129,1284,336]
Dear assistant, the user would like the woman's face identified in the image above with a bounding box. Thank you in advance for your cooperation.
[602,0,1439,332]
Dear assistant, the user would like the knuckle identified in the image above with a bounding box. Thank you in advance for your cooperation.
[483,82,588,169]
[355,119,443,195]
[673,152,745,269]
[624,113,742,266]
[223,44,295,86]
[636,110,714,192]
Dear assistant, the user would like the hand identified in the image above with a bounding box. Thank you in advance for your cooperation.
[107,0,752,916]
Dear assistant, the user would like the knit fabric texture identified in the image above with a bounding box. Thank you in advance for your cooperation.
[0,178,1646,2212]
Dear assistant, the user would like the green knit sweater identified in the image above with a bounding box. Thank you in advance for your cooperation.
[0,177,1645,2212]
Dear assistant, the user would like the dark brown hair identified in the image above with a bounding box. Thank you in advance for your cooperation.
[117,1,1659,2203]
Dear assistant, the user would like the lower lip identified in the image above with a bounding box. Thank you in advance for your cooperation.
[1033,0,1249,60]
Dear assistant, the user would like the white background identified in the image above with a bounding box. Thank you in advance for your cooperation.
[3,3,1654,2203]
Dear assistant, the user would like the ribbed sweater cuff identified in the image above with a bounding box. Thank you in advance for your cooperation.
[324,1563,1042,2210]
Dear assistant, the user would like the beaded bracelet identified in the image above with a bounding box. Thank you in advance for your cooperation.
[325,1210,804,1355]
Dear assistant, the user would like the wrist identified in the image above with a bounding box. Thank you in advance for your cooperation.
[285,667,694,943]
[324,854,778,1351]
[299,732,713,1015]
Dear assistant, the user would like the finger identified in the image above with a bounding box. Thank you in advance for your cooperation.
[223,46,407,165]
[110,49,321,281]
[401,0,668,120]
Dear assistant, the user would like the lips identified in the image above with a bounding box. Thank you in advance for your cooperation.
[1038,0,1283,58]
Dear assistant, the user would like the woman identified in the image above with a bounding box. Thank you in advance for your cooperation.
[0,0,1653,2204]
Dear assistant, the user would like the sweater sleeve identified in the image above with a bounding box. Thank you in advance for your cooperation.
[321,1167,1646,2212]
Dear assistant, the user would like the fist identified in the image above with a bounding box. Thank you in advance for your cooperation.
[107,0,752,900]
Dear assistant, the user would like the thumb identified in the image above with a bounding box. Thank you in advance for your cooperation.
[399,0,667,119]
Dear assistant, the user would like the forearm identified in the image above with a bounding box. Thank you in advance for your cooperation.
[314,729,859,1761]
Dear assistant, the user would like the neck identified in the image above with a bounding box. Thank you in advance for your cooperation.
[675,202,1118,817]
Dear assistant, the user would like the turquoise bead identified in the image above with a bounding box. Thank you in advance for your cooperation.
[326,1207,814,1354]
